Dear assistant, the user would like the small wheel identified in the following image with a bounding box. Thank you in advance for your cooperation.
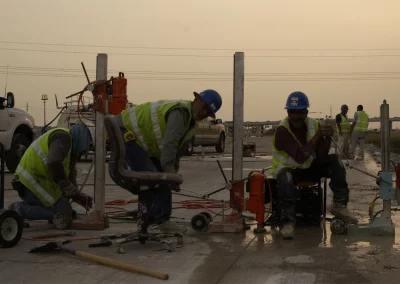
[177,236,184,246]
[199,212,212,223]
[191,214,208,232]
[117,246,126,254]
[330,218,347,235]
[168,243,176,252]
[52,212,71,230]
[0,210,24,248]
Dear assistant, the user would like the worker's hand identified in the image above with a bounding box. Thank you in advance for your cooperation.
[321,125,334,137]
[62,182,80,198]
[171,183,181,192]
[72,193,93,210]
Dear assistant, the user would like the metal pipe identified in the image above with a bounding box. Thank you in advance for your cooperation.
[381,100,390,172]
[232,52,244,182]
[93,54,107,222]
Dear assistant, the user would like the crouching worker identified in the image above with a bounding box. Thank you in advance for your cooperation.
[9,124,94,229]
[271,91,358,240]
[116,89,222,234]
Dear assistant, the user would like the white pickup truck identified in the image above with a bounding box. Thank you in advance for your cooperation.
[0,92,36,172]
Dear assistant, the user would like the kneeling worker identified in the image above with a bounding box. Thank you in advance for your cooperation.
[271,91,358,240]
[9,124,93,228]
[117,89,222,233]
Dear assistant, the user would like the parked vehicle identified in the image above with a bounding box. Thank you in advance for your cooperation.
[0,92,36,172]
[185,117,226,155]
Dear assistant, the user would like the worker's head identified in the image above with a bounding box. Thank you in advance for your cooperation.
[192,89,222,121]
[357,105,363,111]
[341,104,349,115]
[70,124,92,158]
[285,91,310,128]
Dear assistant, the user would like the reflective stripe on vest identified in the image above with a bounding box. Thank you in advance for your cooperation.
[337,114,350,134]
[271,117,318,178]
[354,111,369,132]
[16,128,71,207]
[121,100,194,158]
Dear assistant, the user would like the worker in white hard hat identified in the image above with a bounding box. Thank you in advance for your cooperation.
[335,104,351,158]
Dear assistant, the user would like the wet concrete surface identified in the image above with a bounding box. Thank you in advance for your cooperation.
[1,137,400,283]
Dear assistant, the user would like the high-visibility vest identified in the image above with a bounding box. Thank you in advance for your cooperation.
[271,117,319,178]
[354,111,369,132]
[337,114,350,134]
[15,128,71,207]
[121,100,197,159]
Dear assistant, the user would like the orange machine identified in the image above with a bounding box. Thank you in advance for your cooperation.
[246,171,266,233]
[92,72,128,115]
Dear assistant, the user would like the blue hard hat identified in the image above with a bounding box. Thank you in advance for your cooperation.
[194,89,222,118]
[284,91,310,110]
[341,104,349,110]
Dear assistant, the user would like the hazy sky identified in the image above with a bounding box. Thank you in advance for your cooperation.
[0,0,399,125]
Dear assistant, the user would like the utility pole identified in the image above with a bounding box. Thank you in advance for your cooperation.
[25,102,29,112]
[41,94,48,126]
[330,105,332,118]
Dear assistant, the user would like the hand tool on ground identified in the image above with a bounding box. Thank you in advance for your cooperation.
[28,240,169,280]
[0,142,24,248]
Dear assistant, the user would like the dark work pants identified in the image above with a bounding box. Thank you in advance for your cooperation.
[12,186,72,220]
[276,154,349,225]
[123,137,172,224]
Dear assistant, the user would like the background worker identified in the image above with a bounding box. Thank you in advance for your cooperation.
[335,104,351,158]
[271,91,358,240]
[117,89,222,233]
[349,104,369,160]
[9,124,93,228]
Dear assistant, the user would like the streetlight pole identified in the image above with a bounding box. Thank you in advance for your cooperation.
[41,94,48,127]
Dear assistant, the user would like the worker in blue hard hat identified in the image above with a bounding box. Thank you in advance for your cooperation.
[271,91,358,240]
[335,104,351,158]
[117,89,223,234]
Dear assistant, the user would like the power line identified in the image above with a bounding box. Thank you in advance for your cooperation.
[1,47,400,58]
[1,40,400,52]
[0,71,399,82]
[2,65,400,76]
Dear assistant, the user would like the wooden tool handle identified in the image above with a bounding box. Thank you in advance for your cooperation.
[74,250,169,280]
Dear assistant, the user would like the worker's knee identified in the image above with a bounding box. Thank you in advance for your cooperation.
[276,169,297,202]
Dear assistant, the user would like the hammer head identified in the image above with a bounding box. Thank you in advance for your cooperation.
[28,240,71,253]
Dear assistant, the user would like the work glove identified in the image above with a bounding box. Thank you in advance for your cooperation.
[72,193,93,210]
[62,182,80,198]
[171,183,181,192]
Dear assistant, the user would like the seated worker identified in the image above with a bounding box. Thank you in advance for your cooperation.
[116,89,222,233]
[271,91,358,240]
[9,124,93,226]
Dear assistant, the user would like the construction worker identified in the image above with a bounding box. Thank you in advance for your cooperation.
[118,89,222,233]
[271,91,358,240]
[9,124,93,227]
[335,104,351,158]
[349,105,369,160]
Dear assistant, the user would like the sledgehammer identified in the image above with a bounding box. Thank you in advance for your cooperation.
[28,240,169,280]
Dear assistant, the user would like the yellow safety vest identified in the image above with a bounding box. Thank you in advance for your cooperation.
[121,100,197,159]
[337,114,350,134]
[15,128,71,207]
[271,117,319,178]
[354,111,369,132]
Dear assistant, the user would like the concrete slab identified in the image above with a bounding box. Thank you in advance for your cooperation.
[1,137,400,284]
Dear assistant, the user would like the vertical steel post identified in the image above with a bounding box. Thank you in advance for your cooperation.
[232,52,244,182]
[93,54,107,222]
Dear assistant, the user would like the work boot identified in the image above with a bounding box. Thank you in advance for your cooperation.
[331,202,358,224]
[158,220,188,234]
[280,223,294,240]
